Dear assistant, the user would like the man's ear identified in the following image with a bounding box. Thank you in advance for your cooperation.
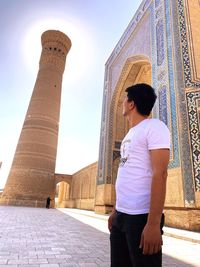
[130,100,135,109]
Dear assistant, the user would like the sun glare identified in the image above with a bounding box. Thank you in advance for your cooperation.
[23,18,94,82]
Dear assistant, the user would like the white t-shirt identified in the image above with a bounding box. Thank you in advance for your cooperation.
[115,118,170,215]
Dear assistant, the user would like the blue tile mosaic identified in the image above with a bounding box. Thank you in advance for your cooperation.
[164,0,180,170]
[177,0,200,192]
[186,92,200,192]
[151,0,180,170]
[159,86,168,125]
[177,0,200,88]
[155,0,161,8]
[167,0,195,202]
[156,20,165,66]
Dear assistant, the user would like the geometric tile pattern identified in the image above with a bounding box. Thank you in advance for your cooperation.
[170,0,195,203]
[177,0,200,88]
[178,0,200,191]
[164,0,180,169]
[151,0,180,170]
[155,0,161,8]
[187,92,200,191]
[156,20,165,66]
[97,79,109,184]
[158,86,168,125]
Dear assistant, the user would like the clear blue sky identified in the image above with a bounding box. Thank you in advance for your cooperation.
[0,0,142,188]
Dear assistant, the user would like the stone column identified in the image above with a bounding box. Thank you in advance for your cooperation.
[0,30,71,207]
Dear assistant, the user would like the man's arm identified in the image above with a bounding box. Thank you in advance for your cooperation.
[108,206,116,232]
[140,148,170,255]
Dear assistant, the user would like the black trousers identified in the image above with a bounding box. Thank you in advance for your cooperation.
[110,211,164,267]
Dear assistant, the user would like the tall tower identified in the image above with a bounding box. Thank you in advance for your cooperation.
[0,30,71,207]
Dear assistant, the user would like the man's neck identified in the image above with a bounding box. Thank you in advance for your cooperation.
[128,114,148,128]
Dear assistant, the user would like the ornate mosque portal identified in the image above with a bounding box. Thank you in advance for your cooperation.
[95,0,200,230]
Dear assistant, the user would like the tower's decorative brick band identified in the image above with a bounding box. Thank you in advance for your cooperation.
[0,30,71,207]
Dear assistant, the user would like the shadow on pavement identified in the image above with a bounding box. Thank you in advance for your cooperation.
[58,209,198,267]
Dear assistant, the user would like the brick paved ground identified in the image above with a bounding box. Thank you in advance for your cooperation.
[0,206,199,267]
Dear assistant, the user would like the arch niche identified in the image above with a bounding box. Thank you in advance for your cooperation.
[95,56,152,214]
[108,56,152,205]
[56,181,71,207]
[54,174,72,207]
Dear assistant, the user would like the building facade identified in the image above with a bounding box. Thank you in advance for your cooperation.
[95,0,200,230]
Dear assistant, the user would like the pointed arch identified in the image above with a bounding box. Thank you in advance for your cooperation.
[106,55,152,184]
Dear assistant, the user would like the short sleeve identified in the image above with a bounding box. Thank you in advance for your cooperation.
[147,120,170,150]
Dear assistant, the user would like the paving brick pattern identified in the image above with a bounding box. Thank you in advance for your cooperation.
[0,206,199,267]
[0,206,109,267]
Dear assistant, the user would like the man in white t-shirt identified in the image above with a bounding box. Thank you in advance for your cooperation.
[108,83,170,267]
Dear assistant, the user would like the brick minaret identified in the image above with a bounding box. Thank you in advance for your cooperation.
[0,30,71,207]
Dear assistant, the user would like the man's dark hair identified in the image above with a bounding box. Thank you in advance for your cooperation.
[125,83,157,116]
